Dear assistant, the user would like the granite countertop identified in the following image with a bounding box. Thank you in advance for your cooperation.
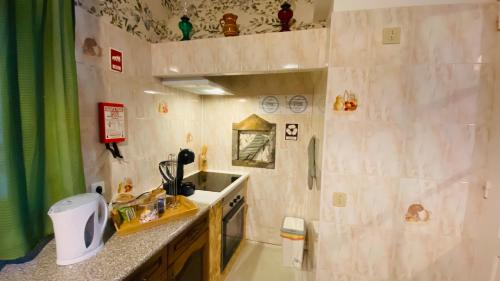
[0,203,210,281]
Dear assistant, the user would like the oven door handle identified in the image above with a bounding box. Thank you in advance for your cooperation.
[223,198,245,223]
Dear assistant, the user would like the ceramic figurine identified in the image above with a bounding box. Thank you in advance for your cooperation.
[178,15,193,41]
[278,2,293,32]
[334,95,344,111]
[199,145,208,171]
[405,204,431,222]
[220,13,239,37]
[343,90,358,111]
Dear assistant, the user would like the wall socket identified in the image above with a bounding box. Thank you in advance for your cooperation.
[90,181,105,195]
[383,27,401,44]
[333,192,347,207]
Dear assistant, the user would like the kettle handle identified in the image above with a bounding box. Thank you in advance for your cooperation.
[98,195,108,237]
[220,18,225,28]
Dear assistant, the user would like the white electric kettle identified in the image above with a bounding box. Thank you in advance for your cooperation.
[48,193,108,265]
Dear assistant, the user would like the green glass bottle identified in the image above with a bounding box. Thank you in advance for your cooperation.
[178,15,193,41]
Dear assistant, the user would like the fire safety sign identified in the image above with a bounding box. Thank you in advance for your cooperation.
[110,48,123,72]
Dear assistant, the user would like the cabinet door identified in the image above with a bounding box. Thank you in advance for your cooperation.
[168,219,209,281]
[125,249,168,281]
[168,235,209,281]
[168,216,208,264]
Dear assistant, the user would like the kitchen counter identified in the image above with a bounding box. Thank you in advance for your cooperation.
[0,203,210,281]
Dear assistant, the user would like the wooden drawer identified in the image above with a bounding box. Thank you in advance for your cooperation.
[125,248,168,281]
[167,215,208,265]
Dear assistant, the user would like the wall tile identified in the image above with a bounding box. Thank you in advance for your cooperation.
[450,63,494,125]
[407,64,454,124]
[321,3,496,280]
[327,67,369,122]
[356,176,399,228]
[409,5,460,64]
[297,28,330,69]
[320,174,360,225]
[215,36,242,74]
[454,3,497,64]
[331,10,373,67]
[392,230,436,280]
[323,120,365,176]
[363,122,404,177]
[366,65,411,123]
[352,227,394,279]
[266,32,301,71]
[369,7,411,66]
[397,178,441,234]
[317,223,354,273]
[239,34,269,72]
[402,124,448,179]
[77,13,203,198]
[437,181,469,237]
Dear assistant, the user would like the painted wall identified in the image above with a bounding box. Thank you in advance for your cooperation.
[201,72,326,245]
[75,0,325,42]
[317,3,496,280]
[75,7,202,200]
[334,0,496,11]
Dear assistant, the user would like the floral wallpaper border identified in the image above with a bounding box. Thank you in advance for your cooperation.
[75,0,326,43]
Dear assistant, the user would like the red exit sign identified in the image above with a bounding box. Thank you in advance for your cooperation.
[110,48,123,72]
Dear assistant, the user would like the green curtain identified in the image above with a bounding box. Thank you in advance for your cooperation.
[0,0,85,260]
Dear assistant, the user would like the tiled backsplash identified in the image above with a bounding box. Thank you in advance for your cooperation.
[75,7,202,201]
[200,71,327,245]
[317,3,497,281]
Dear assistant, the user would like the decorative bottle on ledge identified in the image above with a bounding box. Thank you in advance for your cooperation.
[178,15,193,41]
[278,2,293,32]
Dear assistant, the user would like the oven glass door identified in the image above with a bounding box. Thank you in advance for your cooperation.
[222,198,245,271]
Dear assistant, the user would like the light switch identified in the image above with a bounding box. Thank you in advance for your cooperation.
[333,192,347,207]
[383,27,401,44]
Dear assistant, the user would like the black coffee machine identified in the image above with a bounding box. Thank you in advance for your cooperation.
[158,149,196,196]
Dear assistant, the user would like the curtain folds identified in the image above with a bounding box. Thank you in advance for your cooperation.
[0,0,85,260]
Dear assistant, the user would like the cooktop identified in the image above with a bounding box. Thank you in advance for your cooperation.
[183,171,241,192]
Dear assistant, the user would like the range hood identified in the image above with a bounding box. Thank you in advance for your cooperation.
[162,78,233,96]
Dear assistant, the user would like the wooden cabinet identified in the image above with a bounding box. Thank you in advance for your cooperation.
[124,249,168,281]
[167,215,209,281]
[125,215,209,281]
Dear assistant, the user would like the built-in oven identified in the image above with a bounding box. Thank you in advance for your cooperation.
[221,187,246,271]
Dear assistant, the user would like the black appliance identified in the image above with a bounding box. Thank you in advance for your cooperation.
[182,171,241,192]
[221,187,246,271]
[159,149,196,196]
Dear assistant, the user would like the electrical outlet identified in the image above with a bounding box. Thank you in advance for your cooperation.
[90,181,105,195]
[383,27,401,44]
[333,192,347,207]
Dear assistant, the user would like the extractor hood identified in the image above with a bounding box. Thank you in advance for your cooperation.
[162,78,233,96]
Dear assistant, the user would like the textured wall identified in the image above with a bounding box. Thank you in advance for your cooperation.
[75,7,202,200]
[317,3,496,281]
[75,0,325,42]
